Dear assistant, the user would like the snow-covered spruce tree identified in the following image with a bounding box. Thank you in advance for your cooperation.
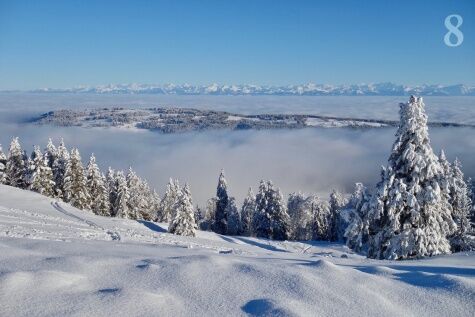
[226,197,241,235]
[0,144,7,184]
[114,171,131,218]
[367,96,455,260]
[311,196,332,240]
[6,137,27,188]
[168,183,197,237]
[52,139,70,198]
[44,138,57,169]
[106,167,118,216]
[448,158,474,251]
[63,148,90,210]
[157,178,180,222]
[344,183,372,252]
[213,170,229,234]
[287,192,314,240]
[126,168,142,220]
[137,179,155,221]
[329,189,348,241]
[29,146,55,197]
[200,197,217,231]
[86,154,110,216]
[240,187,256,236]
[253,180,291,240]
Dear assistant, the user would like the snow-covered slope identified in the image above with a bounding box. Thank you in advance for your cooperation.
[0,184,474,316]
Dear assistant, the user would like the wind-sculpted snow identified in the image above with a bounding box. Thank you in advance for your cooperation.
[0,185,474,316]
[27,82,475,96]
[32,107,474,133]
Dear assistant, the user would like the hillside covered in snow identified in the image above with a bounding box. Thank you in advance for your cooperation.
[25,83,475,96]
[0,184,474,317]
[32,107,474,134]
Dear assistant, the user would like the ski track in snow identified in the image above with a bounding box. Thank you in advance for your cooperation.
[0,184,474,317]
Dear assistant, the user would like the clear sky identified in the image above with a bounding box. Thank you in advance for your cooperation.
[0,0,474,90]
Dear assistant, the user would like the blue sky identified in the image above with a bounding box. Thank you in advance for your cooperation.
[0,0,474,90]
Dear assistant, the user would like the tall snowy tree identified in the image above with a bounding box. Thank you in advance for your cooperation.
[288,192,313,240]
[126,168,142,220]
[44,138,57,169]
[312,197,332,241]
[29,146,55,197]
[157,178,180,222]
[52,139,70,198]
[114,171,131,218]
[226,197,241,235]
[367,96,455,260]
[253,180,291,240]
[344,183,372,252]
[63,148,90,210]
[213,170,229,234]
[329,189,348,241]
[240,187,256,236]
[168,183,197,237]
[6,137,27,188]
[448,158,474,251]
[0,144,6,184]
[200,197,217,231]
[86,154,110,216]
[106,167,118,216]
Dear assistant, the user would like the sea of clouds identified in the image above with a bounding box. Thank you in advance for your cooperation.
[0,93,473,206]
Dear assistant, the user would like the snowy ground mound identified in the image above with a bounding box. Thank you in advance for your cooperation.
[0,185,474,316]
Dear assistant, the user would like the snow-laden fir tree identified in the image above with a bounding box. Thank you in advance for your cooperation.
[448,158,474,251]
[157,178,180,222]
[126,168,155,220]
[213,170,229,234]
[311,197,332,240]
[367,96,455,260]
[329,189,348,241]
[86,154,110,216]
[29,146,55,197]
[287,192,314,240]
[226,197,241,235]
[126,168,142,220]
[63,148,90,210]
[114,171,131,218]
[148,189,161,221]
[137,179,155,220]
[0,144,7,184]
[200,197,217,231]
[44,138,57,169]
[240,187,256,236]
[344,183,372,252]
[106,167,118,216]
[52,139,70,198]
[168,183,197,237]
[253,180,291,240]
[6,137,27,188]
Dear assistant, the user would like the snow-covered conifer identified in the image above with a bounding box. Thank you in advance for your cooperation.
[157,178,180,222]
[240,188,256,236]
[448,158,474,251]
[345,183,372,252]
[226,197,241,235]
[213,170,229,234]
[329,189,347,241]
[106,167,118,216]
[288,192,313,240]
[253,180,291,240]
[114,171,131,218]
[86,154,110,216]
[367,96,455,260]
[6,137,27,188]
[168,183,197,236]
[63,148,90,210]
[52,139,70,198]
[312,198,332,240]
[29,146,55,197]
[0,144,6,184]
[200,197,217,231]
[44,138,57,169]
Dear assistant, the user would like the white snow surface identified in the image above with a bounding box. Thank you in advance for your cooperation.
[0,185,474,317]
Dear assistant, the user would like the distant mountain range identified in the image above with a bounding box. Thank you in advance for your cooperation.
[17,83,475,96]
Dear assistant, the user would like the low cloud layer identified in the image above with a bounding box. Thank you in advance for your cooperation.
[1,94,474,207]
